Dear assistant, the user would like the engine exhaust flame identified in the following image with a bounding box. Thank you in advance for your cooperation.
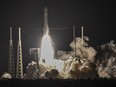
[40,32,54,66]
[40,31,65,73]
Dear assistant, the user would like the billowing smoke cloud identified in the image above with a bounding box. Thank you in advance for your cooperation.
[57,37,96,63]
[70,36,96,63]
[96,40,116,78]
[24,36,97,79]
[40,69,59,79]
[23,61,39,79]
[1,72,12,79]
[57,51,72,61]
[56,36,97,79]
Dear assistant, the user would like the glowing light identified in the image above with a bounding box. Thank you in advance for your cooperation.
[40,32,65,72]
[40,33,54,66]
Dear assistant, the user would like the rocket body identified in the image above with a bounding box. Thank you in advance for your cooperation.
[43,7,49,34]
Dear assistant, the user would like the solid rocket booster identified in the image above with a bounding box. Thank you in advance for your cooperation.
[43,7,49,34]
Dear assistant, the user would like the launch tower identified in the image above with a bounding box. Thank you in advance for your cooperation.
[16,27,23,78]
[8,27,15,78]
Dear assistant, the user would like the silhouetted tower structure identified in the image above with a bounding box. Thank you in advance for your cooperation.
[73,26,76,57]
[81,26,84,44]
[8,27,15,78]
[16,27,23,78]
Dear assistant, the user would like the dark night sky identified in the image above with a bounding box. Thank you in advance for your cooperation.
[0,0,115,75]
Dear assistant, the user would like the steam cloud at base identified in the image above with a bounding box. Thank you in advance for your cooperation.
[23,61,39,79]
[96,41,116,78]
[24,36,100,79]
[3,36,115,79]
[1,72,12,79]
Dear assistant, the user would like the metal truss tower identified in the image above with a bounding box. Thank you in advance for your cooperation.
[8,27,15,78]
[16,27,23,78]
[30,48,40,67]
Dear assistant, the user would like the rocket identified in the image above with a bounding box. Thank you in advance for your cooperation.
[43,7,49,35]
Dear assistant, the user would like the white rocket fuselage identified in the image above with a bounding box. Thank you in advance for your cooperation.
[43,7,49,35]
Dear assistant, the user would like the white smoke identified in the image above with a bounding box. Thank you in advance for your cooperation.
[70,36,96,63]
[25,36,97,79]
[23,61,39,79]
[57,50,72,61]
[57,37,96,63]
[40,69,59,79]
[96,40,116,78]
[56,36,97,79]
[1,72,12,79]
